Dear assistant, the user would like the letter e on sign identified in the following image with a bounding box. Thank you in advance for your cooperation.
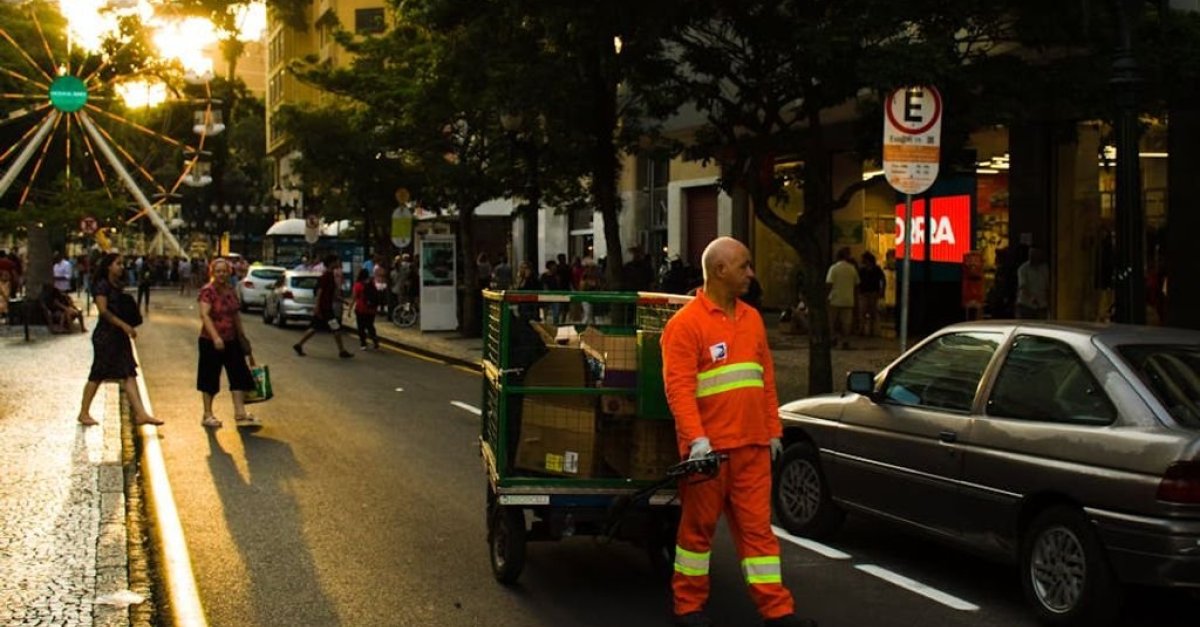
[883,86,943,195]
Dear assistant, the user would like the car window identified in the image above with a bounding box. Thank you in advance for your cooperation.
[251,269,283,281]
[987,336,1116,425]
[290,276,319,290]
[1118,344,1200,428]
[883,332,1002,412]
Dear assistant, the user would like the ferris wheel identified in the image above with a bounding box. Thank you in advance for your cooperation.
[0,3,221,259]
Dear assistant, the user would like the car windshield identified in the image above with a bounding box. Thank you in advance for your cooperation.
[251,269,283,281]
[1118,344,1200,428]
[290,276,319,290]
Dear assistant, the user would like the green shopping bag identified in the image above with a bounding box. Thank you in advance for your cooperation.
[245,364,273,403]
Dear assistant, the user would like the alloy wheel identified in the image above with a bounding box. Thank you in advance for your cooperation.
[778,458,821,525]
[1029,525,1087,614]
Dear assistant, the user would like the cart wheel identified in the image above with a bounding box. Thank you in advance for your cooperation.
[488,505,526,585]
[646,510,679,582]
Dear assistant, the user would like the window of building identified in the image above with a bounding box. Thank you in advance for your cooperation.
[883,332,1002,413]
[355,8,386,34]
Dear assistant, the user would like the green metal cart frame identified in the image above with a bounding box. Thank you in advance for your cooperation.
[480,289,692,584]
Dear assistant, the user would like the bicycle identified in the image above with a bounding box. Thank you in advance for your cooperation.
[390,299,418,328]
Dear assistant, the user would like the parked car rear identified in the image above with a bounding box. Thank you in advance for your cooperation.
[262,270,321,327]
[237,265,285,310]
[771,321,1200,626]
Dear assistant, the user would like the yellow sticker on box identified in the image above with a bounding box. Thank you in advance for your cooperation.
[545,453,563,472]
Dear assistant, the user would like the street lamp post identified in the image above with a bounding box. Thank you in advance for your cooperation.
[1111,0,1146,324]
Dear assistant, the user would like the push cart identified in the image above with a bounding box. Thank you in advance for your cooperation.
[480,289,693,584]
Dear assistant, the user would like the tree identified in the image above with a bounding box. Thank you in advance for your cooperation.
[666,0,1012,394]
[289,0,514,336]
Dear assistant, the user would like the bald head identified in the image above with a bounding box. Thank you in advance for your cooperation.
[701,237,754,299]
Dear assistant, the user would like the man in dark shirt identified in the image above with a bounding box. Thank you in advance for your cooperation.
[857,252,886,336]
[292,254,353,358]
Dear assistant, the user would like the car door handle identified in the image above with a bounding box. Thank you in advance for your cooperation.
[938,431,958,443]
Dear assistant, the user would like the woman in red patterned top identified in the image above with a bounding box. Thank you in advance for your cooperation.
[197,258,258,429]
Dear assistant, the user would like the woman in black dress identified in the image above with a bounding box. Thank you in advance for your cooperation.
[77,253,161,427]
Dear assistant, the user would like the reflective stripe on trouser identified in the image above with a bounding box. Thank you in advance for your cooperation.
[695,362,764,398]
[673,445,794,619]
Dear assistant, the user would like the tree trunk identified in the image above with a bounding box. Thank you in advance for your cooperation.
[588,56,624,289]
[459,208,482,337]
[799,112,834,395]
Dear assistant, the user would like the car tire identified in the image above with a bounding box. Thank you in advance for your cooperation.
[772,441,844,539]
[487,504,526,585]
[274,308,286,328]
[261,304,272,324]
[1020,506,1121,627]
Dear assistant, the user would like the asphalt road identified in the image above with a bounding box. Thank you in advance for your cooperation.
[134,291,1197,627]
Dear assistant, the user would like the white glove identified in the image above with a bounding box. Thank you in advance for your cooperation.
[769,438,783,462]
[688,437,713,461]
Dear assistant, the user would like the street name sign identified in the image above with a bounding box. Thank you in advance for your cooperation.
[883,86,942,195]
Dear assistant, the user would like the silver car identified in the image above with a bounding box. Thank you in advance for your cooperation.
[237,265,285,310]
[772,321,1200,626]
[261,270,321,327]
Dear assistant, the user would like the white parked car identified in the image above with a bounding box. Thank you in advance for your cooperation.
[262,270,321,327]
[237,265,285,310]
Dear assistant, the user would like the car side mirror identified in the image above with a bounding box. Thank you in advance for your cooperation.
[846,371,877,397]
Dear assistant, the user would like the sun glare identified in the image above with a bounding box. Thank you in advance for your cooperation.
[114,79,166,108]
[54,1,267,107]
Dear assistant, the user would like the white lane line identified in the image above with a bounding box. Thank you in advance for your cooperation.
[771,525,852,560]
[395,387,404,392]
[451,401,482,416]
[855,564,980,611]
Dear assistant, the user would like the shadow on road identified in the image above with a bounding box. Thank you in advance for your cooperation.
[204,429,340,625]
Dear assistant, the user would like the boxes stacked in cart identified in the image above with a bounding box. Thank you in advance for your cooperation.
[513,319,680,480]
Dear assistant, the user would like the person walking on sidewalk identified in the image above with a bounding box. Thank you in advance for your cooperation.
[352,268,381,350]
[293,254,353,358]
[661,237,814,627]
[196,258,259,429]
[77,253,162,427]
[857,252,885,337]
[826,247,859,349]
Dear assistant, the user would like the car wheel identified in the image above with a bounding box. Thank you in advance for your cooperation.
[1020,506,1121,626]
[262,303,272,324]
[274,308,286,328]
[772,441,844,539]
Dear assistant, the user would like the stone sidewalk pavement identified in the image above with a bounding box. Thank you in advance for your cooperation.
[352,302,903,401]
[0,320,138,627]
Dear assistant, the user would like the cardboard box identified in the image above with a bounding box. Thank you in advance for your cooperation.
[515,395,597,477]
[601,394,637,415]
[580,327,638,371]
[524,345,588,388]
[630,418,680,480]
[598,416,680,480]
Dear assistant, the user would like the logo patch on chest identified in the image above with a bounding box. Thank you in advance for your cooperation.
[709,342,728,363]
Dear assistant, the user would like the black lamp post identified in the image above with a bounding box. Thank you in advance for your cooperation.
[1111,0,1146,324]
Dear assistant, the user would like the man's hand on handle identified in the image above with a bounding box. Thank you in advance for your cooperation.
[688,437,713,461]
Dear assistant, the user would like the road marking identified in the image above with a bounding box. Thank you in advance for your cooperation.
[854,564,980,611]
[394,387,404,392]
[771,526,852,560]
[381,344,444,364]
[451,401,482,416]
[453,365,480,376]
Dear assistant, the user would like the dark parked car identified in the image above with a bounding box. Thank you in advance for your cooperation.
[772,321,1200,626]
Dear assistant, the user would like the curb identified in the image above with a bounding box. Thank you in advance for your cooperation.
[344,323,482,372]
[130,343,208,627]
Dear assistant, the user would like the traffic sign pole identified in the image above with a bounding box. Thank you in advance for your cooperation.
[901,194,913,352]
[883,86,942,352]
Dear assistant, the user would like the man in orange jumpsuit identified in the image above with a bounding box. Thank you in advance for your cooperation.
[662,237,816,627]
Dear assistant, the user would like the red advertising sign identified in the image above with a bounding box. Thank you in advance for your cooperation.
[894,194,971,263]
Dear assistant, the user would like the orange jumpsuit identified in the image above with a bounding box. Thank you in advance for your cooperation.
[662,289,793,619]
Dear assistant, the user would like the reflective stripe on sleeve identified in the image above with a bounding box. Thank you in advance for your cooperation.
[674,546,711,577]
[695,362,764,398]
[742,555,782,585]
